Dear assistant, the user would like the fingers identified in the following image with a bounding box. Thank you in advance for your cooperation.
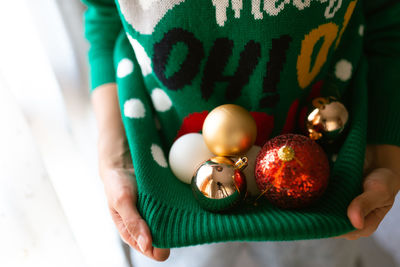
[153,247,171,261]
[347,168,396,230]
[347,190,385,230]
[363,168,399,198]
[337,168,397,240]
[111,194,170,261]
[339,205,391,240]
[102,168,170,261]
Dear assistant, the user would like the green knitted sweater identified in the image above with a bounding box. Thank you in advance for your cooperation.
[83,0,400,248]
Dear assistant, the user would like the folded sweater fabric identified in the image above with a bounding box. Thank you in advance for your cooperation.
[82,0,400,248]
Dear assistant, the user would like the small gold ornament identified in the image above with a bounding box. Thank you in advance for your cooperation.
[191,156,247,212]
[202,104,257,156]
[307,97,349,142]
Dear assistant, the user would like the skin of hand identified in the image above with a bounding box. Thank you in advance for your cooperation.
[339,144,400,240]
[92,83,170,261]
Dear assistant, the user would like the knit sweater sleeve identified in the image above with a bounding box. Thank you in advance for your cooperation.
[364,0,400,147]
[82,0,122,91]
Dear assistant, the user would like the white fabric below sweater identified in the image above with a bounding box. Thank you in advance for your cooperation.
[130,239,362,267]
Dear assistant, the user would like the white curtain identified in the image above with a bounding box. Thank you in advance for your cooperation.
[0,1,130,267]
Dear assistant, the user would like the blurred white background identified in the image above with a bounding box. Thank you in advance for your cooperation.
[0,0,398,267]
[0,1,130,267]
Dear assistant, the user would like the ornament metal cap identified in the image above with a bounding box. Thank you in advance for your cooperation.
[235,157,248,171]
[278,146,295,162]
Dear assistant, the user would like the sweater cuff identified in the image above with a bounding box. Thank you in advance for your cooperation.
[366,56,400,147]
[89,55,116,91]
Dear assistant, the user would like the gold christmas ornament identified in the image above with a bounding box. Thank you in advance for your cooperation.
[202,104,257,156]
[307,97,349,142]
[191,156,248,212]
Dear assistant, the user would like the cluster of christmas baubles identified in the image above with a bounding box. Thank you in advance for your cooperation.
[169,98,349,212]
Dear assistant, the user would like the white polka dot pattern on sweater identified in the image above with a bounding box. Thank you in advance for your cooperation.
[359,24,364,36]
[117,58,134,78]
[151,88,172,112]
[124,99,146,118]
[151,144,168,167]
[335,59,353,82]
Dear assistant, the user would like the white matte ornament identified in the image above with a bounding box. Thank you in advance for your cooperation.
[242,145,262,196]
[169,133,215,184]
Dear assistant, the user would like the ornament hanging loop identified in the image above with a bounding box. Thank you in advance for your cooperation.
[235,157,248,171]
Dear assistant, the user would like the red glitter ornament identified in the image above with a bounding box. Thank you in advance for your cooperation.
[255,134,330,209]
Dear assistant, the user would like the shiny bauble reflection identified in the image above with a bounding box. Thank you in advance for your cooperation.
[241,145,262,196]
[202,104,257,156]
[191,157,247,212]
[307,97,349,142]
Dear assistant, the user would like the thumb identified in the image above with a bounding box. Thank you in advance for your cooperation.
[347,190,381,229]
[118,200,149,250]
[347,169,392,230]
[116,196,170,261]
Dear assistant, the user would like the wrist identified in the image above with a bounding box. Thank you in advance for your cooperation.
[367,144,400,175]
[98,136,131,169]
[91,83,133,171]
[366,144,400,191]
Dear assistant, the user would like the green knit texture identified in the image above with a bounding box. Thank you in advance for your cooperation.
[83,0,122,90]
[82,0,400,248]
[364,2,400,146]
[115,32,366,248]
